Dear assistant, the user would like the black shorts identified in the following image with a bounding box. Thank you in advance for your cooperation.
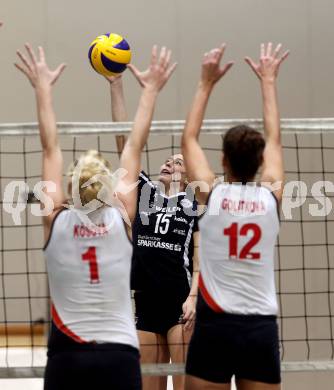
[134,290,188,335]
[44,343,142,390]
[186,293,281,384]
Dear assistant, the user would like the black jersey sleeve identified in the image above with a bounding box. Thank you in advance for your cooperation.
[138,171,151,190]
[137,171,157,213]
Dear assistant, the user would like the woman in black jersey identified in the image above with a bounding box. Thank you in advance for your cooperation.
[182,43,289,390]
[106,73,199,390]
[15,43,176,390]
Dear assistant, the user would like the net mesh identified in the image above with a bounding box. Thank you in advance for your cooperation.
[0,119,334,377]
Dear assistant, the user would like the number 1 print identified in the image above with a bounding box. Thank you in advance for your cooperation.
[82,246,100,283]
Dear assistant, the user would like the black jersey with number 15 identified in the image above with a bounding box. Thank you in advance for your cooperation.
[131,172,198,296]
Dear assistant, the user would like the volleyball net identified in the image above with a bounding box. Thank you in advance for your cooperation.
[0,118,334,378]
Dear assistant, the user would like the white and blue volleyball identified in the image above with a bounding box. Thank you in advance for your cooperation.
[88,33,131,77]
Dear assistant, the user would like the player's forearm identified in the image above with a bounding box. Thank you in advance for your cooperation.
[183,82,212,143]
[110,78,128,156]
[35,86,59,153]
[127,88,157,151]
[110,77,128,122]
[189,269,199,298]
[189,242,200,297]
[261,78,281,144]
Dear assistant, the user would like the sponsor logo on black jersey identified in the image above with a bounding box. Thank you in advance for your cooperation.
[173,228,186,236]
[174,216,188,224]
[180,198,193,209]
[137,235,182,252]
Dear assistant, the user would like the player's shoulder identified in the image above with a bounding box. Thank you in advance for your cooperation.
[139,171,156,190]
[179,193,196,209]
[43,207,69,251]
[139,171,152,183]
[51,206,71,224]
[177,190,198,223]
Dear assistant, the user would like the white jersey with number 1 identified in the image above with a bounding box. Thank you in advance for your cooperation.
[199,183,280,315]
[44,206,139,349]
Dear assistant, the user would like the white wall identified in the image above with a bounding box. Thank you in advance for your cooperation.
[0,0,333,124]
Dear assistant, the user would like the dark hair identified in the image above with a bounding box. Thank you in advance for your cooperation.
[223,125,265,184]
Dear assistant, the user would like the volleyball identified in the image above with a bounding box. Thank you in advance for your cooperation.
[88,33,131,77]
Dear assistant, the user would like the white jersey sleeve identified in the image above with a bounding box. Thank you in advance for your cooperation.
[199,183,280,315]
[44,206,138,349]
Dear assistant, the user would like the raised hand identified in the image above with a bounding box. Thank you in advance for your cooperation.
[127,45,177,92]
[104,73,122,84]
[182,295,196,331]
[201,44,234,88]
[15,44,66,88]
[245,43,289,81]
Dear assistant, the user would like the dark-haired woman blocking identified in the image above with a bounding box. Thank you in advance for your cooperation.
[182,43,289,390]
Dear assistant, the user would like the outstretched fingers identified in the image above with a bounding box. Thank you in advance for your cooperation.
[126,63,138,76]
[127,45,176,91]
[217,43,227,62]
[273,43,282,59]
[247,43,290,80]
[201,43,234,86]
[266,42,273,57]
[158,46,167,69]
[38,46,46,63]
[244,56,259,77]
[151,44,158,66]
[14,62,30,78]
[155,45,177,80]
[278,50,290,66]
[16,50,33,72]
[204,44,227,67]
[220,61,234,77]
[165,49,172,69]
[127,63,144,86]
[24,43,38,67]
[166,61,177,80]
[52,63,66,85]
[15,44,67,87]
